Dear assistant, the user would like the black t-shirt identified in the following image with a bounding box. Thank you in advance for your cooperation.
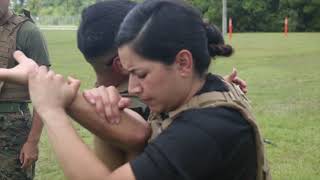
[130,74,257,180]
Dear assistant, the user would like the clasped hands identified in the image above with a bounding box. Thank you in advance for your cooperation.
[1,51,80,115]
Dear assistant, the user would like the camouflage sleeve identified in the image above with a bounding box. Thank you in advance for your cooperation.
[16,21,50,66]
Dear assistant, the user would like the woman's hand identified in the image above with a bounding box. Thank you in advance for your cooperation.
[28,66,81,115]
[83,86,131,124]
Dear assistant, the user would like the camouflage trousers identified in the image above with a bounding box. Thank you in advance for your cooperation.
[0,103,34,180]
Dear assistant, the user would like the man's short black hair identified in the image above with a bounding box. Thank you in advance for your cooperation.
[77,0,136,60]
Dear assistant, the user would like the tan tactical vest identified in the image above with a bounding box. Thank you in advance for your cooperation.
[0,11,31,101]
[148,82,272,180]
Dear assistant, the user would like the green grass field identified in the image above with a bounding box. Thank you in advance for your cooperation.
[34,31,320,180]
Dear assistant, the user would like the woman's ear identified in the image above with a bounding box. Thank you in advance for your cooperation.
[175,49,193,77]
[112,56,128,75]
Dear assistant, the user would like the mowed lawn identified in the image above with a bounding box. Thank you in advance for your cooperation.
[34,31,320,180]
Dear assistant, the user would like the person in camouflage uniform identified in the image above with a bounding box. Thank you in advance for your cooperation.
[0,0,50,179]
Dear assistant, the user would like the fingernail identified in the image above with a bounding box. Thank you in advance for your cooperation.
[112,118,117,124]
[99,113,105,119]
[115,118,120,124]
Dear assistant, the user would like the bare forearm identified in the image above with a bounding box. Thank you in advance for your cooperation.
[0,68,29,85]
[40,109,111,180]
[93,136,126,170]
[0,71,8,82]
[67,92,151,149]
[26,110,43,143]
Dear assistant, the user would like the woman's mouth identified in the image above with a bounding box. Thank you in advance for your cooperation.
[141,98,151,103]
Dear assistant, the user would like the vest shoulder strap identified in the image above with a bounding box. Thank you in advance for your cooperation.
[6,14,30,35]
[167,82,251,121]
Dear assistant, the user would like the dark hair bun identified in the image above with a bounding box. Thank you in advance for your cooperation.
[204,23,234,58]
[208,44,234,57]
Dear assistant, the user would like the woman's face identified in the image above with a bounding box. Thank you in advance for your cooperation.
[119,46,189,113]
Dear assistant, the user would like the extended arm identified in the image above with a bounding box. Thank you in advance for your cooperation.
[28,67,137,180]
[0,51,151,150]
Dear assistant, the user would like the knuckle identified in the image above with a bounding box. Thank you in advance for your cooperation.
[106,113,114,119]
[97,104,104,112]
[107,85,116,91]
[98,86,105,91]
[91,91,98,98]
[109,98,118,105]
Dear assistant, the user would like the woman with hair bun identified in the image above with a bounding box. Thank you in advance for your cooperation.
[114,0,270,179]
[9,0,270,179]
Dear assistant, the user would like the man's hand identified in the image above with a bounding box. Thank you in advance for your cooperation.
[19,141,39,169]
[224,68,248,94]
[83,86,131,124]
[0,51,38,85]
[28,66,81,114]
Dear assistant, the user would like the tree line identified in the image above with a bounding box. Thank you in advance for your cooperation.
[12,0,320,31]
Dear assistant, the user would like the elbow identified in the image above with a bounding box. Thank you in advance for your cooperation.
[128,122,151,148]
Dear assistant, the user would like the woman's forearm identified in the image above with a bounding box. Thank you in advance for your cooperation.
[40,108,111,180]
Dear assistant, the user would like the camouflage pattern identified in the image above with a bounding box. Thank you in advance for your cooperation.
[0,103,34,180]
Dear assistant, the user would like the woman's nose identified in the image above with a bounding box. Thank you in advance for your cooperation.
[128,75,142,95]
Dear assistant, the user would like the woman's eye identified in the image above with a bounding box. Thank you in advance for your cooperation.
[137,73,147,79]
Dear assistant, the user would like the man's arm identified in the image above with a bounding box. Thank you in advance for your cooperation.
[19,110,43,169]
[15,22,49,169]
[68,93,151,150]
[27,110,43,143]
[17,21,50,67]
